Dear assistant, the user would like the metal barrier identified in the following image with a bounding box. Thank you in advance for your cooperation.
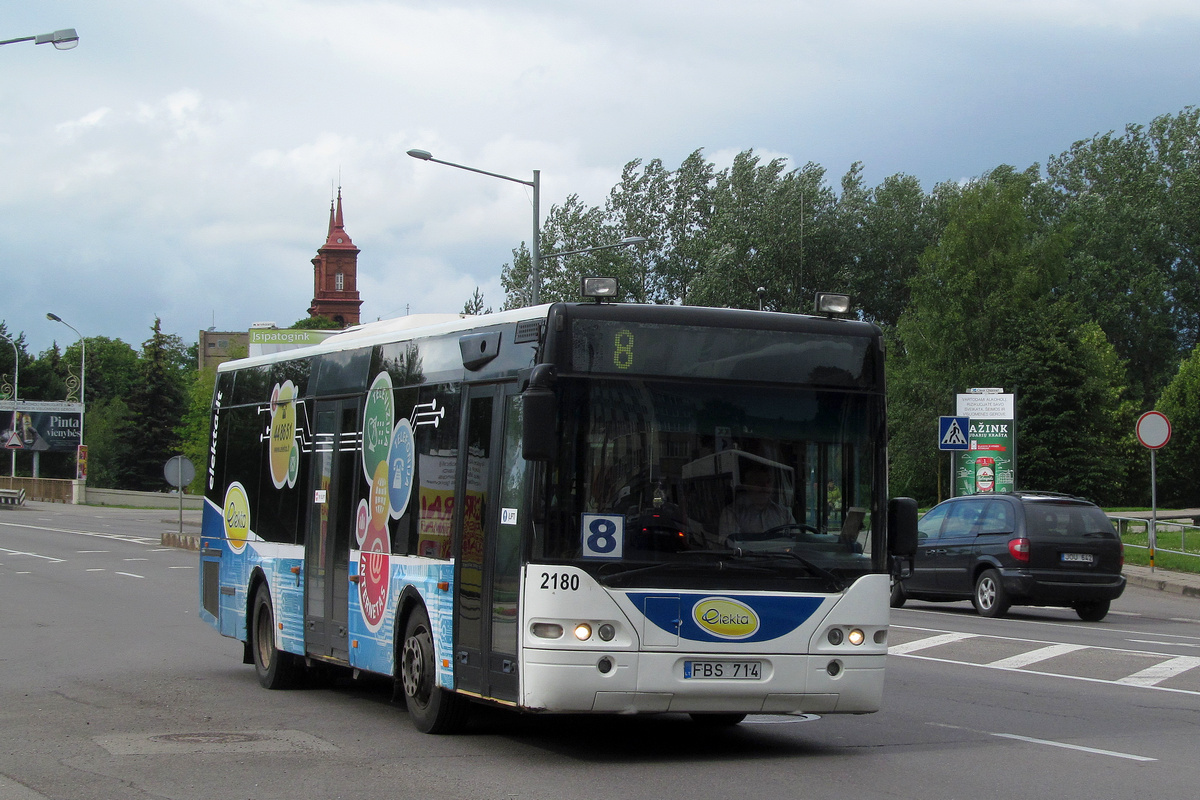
[1109,515,1200,562]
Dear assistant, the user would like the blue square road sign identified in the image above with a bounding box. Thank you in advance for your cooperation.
[938,416,970,450]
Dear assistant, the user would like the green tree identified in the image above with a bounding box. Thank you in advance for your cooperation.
[121,318,188,490]
[85,397,133,489]
[289,315,343,330]
[178,368,217,495]
[462,287,492,316]
[1156,345,1200,506]
[887,167,1087,503]
[659,149,716,305]
[1047,111,1196,407]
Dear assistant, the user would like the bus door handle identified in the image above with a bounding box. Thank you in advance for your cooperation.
[290,565,301,586]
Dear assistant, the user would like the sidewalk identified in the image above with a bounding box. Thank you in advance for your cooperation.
[1123,563,1200,599]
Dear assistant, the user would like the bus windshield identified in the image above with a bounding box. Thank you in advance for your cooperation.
[534,378,884,590]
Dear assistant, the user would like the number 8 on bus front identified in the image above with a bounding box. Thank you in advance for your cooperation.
[581,513,624,559]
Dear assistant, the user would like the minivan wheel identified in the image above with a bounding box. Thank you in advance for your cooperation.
[972,569,1010,618]
[1075,600,1110,622]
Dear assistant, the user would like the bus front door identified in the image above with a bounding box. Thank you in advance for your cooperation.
[453,383,524,704]
[303,399,359,663]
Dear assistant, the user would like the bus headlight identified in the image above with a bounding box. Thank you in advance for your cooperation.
[847,628,866,646]
[574,623,593,641]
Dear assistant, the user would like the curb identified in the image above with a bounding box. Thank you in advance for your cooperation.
[161,531,199,551]
[1124,571,1200,599]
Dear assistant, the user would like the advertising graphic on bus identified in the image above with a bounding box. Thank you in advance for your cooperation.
[199,294,918,733]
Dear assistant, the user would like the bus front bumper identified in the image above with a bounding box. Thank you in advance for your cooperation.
[520,649,885,715]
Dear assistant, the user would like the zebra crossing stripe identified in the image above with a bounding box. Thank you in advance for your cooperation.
[888,632,976,654]
[988,643,1087,669]
[1116,655,1200,687]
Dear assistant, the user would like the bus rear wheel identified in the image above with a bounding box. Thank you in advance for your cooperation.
[399,606,468,734]
[251,584,301,689]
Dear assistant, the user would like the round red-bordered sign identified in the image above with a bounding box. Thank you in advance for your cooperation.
[1136,410,1171,450]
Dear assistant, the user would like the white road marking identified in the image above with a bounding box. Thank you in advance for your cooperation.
[893,624,1200,697]
[1117,656,1200,687]
[990,732,1155,762]
[987,643,1087,669]
[888,632,976,654]
[0,547,64,563]
[929,723,1156,762]
[115,572,145,579]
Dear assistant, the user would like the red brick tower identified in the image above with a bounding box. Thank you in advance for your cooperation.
[308,188,362,327]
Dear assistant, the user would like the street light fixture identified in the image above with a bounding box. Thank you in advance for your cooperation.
[542,236,647,261]
[407,148,542,305]
[0,28,79,50]
[46,313,85,476]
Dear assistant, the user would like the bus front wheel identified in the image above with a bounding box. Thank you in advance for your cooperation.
[399,606,469,734]
[251,584,301,689]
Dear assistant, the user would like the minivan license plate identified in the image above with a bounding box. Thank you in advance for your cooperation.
[1061,552,1094,563]
[684,661,761,680]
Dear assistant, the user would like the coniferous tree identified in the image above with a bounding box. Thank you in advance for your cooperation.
[122,318,188,491]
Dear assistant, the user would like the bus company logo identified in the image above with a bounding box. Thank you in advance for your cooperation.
[223,482,250,554]
[693,597,759,639]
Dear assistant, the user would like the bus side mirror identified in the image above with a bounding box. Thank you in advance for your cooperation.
[522,365,557,462]
[888,497,918,558]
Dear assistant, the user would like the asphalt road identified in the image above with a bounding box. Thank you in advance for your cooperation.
[2,502,1199,800]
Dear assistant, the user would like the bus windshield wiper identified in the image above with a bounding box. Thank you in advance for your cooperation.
[594,552,772,585]
[749,549,846,590]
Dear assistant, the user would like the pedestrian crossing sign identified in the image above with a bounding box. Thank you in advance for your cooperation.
[938,416,970,450]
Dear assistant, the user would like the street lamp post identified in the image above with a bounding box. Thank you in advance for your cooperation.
[0,28,79,50]
[0,332,17,478]
[46,314,85,478]
[407,148,542,305]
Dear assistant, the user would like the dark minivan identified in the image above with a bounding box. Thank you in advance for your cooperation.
[891,492,1125,620]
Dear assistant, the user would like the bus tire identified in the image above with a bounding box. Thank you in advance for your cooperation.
[400,606,469,734]
[251,584,301,689]
[890,578,907,608]
[689,713,746,727]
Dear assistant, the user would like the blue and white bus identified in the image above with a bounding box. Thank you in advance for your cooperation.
[199,288,918,733]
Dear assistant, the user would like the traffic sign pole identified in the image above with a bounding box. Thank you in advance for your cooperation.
[1136,411,1171,572]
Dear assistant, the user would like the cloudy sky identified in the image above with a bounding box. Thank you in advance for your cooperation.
[4,1,1198,356]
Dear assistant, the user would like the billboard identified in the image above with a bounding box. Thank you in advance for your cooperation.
[954,391,1016,495]
[0,400,83,453]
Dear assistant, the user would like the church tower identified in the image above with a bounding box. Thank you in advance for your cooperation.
[308,188,363,327]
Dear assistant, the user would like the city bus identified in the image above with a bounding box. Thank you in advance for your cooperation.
[199,286,918,733]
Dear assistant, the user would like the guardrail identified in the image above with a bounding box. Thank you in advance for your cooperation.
[1109,515,1200,563]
